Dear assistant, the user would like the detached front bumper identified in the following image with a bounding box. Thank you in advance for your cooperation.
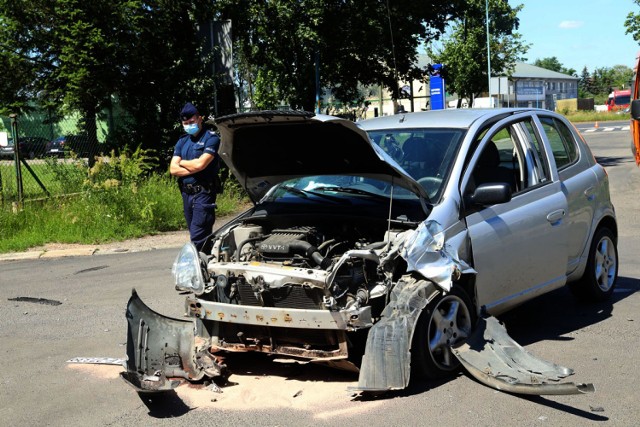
[122,289,226,392]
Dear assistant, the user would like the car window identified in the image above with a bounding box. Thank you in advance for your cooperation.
[470,124,522,194]
[538,116,578,169]
[469,117,551,196]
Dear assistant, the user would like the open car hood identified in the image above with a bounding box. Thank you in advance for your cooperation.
[214,111,430,202]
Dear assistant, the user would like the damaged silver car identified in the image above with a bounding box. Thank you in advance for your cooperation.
[123,109,617,395]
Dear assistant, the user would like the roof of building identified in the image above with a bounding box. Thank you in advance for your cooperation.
[511,63,578,80]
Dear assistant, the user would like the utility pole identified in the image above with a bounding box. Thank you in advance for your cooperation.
[486,0,492,105]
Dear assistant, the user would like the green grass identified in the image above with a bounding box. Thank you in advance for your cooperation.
[0,175,249,253]
[0,151,250,253]
[1,158,87,201]
[562,110,630,123]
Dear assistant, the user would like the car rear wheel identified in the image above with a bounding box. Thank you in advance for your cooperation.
[411,285,475,379]
[570,227,618,301]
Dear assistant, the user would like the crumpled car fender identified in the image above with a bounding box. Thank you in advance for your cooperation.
[355,276,440,391]
[452,316,595,395]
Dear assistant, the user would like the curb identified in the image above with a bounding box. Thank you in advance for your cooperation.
[0,213,239,263]
[0,243,185,262]
[0,251,44,262]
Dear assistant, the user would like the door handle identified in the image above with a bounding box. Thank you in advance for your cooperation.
[546,209,565,224]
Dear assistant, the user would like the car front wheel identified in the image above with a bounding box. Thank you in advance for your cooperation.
[570,227,618,301]
[411,285,476,379]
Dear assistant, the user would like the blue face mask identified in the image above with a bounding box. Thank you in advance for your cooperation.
[183,123,200,135]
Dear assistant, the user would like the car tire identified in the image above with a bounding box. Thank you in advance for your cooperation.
[411,285,476,380]
[570,227,618,302]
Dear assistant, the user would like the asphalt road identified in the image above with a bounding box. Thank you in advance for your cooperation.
[1,126,639,426]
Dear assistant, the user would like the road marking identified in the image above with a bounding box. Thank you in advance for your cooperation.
[580,125,629,133]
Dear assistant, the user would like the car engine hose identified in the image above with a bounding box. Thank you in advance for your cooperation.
[288,240,331,269]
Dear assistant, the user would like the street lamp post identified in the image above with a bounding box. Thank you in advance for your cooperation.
[486,0,491,106]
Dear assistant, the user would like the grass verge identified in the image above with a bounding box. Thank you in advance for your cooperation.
[563,110,630,123]
[0,150,250,253]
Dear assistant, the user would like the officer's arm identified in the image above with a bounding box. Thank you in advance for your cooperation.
[169,155,192,177]
[179,153,215,173]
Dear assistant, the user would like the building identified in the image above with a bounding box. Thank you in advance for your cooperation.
[496,63,579,110]
[362,61,579,118]
[361,54,432,119]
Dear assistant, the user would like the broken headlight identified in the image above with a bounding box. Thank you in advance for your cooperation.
[172,243,206,295]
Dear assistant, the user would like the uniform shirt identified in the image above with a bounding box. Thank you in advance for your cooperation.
[173,127,221,186]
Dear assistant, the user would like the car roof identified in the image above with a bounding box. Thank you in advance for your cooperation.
[357,108,532,131]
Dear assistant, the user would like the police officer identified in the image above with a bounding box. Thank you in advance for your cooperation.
[170,103,221,253]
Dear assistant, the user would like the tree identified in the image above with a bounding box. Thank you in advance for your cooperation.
[579,66,593,97]
[0,0,219,155]
[533,57,576,77]
[0,1,137,144]
[625,0,640,42]
[610,64,634,89]
[428,0,529,106]
[216,0,470,111]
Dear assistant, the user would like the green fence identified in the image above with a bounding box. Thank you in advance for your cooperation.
[0,111,114,205]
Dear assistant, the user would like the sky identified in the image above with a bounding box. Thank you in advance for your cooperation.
[510,0,640,73]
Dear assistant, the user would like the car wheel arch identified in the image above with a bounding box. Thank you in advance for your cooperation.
[410,283,477,380]
[569,224,618,301]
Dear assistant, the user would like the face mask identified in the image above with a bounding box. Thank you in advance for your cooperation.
[183,123,200,135]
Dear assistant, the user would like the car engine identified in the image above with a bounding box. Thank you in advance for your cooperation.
[207,216,407,314]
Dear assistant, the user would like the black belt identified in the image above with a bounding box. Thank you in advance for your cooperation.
[181,183,210,195]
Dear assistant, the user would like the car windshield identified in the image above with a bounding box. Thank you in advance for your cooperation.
[366,128,466,201]
[265,175,419,203]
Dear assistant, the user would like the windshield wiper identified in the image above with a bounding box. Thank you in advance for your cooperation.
[312,185,389,201]
[280,185,309,198]
[279,185,350,204]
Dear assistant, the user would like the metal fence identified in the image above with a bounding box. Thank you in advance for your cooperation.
[0,112,105,205]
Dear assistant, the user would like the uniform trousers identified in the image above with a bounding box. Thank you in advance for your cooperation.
[181,189,216,253]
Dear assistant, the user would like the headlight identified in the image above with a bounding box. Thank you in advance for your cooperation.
[172,243,206,295]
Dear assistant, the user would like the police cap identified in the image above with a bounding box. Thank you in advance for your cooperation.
[180,103,199,121]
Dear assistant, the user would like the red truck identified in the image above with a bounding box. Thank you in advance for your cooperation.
[607,89,631,111]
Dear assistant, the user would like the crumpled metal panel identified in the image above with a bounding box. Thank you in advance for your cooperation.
[122,289,207,393]
[401,221,476,292]
[355,278,439,391]
[452,316,595,395]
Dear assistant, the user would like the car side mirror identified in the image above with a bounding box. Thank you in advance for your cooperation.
[631,99,640,120]
[466,183,512,207]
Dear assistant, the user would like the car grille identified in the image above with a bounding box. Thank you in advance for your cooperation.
[236,282,324,309]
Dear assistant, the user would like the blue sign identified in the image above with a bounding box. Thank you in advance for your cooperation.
[429,64,445,110]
